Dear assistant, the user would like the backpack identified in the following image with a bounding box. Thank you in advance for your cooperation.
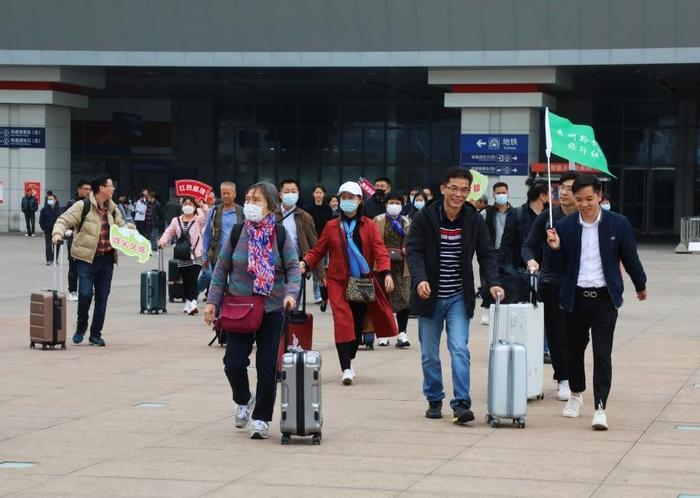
[77,198,117,233]
[173,217,195,261]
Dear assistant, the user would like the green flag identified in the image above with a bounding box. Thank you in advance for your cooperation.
[545,109,615,177]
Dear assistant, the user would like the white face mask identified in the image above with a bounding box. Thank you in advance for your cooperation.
[601,203,611,211]
[386,204,402,217]
[414,201,425,210]
[181,205,195,215]
[282,192,298,207]
[244,202,264,222]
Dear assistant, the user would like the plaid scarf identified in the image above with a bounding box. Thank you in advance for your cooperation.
[246,213,277,296]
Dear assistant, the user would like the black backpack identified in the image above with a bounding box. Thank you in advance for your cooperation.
[173,217,195,261]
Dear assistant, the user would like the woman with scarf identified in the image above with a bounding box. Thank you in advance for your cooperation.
[373,192,412,348]
[300,181,398,385]
[204,182,300,440]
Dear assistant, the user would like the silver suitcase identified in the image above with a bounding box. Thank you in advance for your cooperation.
[280,350,322,445]
[486,297,527,429]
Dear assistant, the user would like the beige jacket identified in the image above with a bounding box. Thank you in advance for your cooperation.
[53,193,125,264]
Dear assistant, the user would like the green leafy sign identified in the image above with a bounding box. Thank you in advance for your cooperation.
[109,225,151,263]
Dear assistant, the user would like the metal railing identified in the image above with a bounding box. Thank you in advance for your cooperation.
[675,216,700,253]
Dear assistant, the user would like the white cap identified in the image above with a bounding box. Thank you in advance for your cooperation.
[337,181,362,197]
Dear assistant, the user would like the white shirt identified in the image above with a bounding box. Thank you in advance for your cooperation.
[577,209,606,288]
[281,205,299,256]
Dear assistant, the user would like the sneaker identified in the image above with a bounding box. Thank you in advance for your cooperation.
[544,350,552,364]
[557,380,571,401]
[452,402,475,425]
[377,337,390,347]
[72,332,84,344]
[188,300,199,315]
[425,400,443,419]
[67,292,79,302]
[592,403,608,431]
[562,394,583,418]
[480,313,490,326]
[25,233,29,237]
[46,261,52,266]
[249,419,269,439]
[31,234,35,237]
[235,395,255,428]
[395,332,411,348]
[319,300,327,312]
[314,298,323,304]
[182,301,192,314]
[88,336,106,347]
[341,369,354,385]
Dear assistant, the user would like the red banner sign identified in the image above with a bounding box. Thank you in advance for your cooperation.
[24,181,41,203]
[174,179,212,202]
[530,163,599,174]
[357,177,376,197]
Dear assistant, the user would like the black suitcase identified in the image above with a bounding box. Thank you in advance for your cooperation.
[168,258,185,303]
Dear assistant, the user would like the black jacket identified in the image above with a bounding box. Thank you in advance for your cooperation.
[21,195,38,214]
[405,202,500,319]
[484,204,518,268]
[364,194,386,219]
[521,205,568,286]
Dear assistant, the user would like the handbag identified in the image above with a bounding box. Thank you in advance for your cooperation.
[387,248,403,263]
[216,294,266,334]
[345,276,376,303]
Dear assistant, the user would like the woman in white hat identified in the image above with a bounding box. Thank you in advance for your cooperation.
[300,181,398,384]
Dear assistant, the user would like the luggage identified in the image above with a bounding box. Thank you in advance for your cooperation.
[140,252,167,314]
[29,244,67,350]
[486,296,527,429]
[167,258,185,303]
[280,349,323,445]
[488,272,544,400]
[277,278,313,370]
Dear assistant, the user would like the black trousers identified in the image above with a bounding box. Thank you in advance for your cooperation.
[24,213,35,235]
[44,232,60,263]
[179,264,201,301]
[539,281,568,382]
[565,288,618,409]
[396,308,409,333]
[67,240,78,293]
[336,301,366,371]
[223,311,284,422]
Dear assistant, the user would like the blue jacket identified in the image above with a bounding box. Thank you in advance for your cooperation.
[552,209,647,312]
[39,204,61,232]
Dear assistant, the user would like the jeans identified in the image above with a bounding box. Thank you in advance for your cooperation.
[198,266,212,294]
[24,213,35,235]
[76,253,115,339]
[417,292,472,410]
[149,226,159,252]
[44,232,60,263]
[223,311,284,422]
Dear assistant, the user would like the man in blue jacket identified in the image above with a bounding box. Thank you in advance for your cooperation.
[547,174,647,431]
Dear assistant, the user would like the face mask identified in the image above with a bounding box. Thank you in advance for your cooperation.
[244,203,264,222]
[282,192,298,207]
[494,193,508,206]
[386,204,402,217]
[414,201,425,210]
[182,205,195,215]
[409,195,415,203]
[375,189,385,198]
[601,203,611,211]
[47,199,55,207]
[340,199,358,214]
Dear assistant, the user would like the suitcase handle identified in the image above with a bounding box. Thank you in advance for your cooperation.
[158,250,164,272]
[51,243,64,292]
[493,292,503,345]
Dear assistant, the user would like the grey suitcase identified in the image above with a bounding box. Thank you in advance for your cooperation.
[486,296,527,429]
[280,350,322,445]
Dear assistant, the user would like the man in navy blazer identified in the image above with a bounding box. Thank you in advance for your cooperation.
[547,174,647,431]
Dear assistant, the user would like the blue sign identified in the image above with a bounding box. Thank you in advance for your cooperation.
[0,127,45,148]
[460,134,529,176]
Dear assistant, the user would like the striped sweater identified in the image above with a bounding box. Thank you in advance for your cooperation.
[207,225,301,313]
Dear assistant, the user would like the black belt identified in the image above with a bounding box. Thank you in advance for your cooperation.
[576,286,607,299]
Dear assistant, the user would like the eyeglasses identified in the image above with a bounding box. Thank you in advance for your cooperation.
[444,185,471,195]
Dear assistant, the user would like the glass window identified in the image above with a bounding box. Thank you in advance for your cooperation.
[342,102,386,128]
[341,165,361,184]
[622,129,650,166]
[649,129,676,165]
[432,128,458,165]
[235,163,256,200]
[593,102,624,127]
[625,102,676,128]
[410,129,431,164]
[621,168,646,231]
[278,128,298,165]
[236,129,258,163]
[320,129,341,164]
[299,129,320,169]
[320,165,340,192]
[594,129,623,165]
[258,101,297,127]
[258,128,278,164]
[363,166,385,184]
[395,101,431,128]
[342,129,362,164]
[218,126,234,161]
[258,164,276,184]
[299,102,339,127]
[364,128,385,164]
[387,128,409,164]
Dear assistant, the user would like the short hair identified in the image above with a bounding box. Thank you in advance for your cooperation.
[443,167,473,186]
[91,174,111,194]
[374,177,392,186]
[573,174,602,194]
[602,193,611,202]
[526,181,549,202]
[559,170,582,184]
[246,181,279,212]
[384,191,404,205]
[220,181,237,191]
[412,192,427,203]
[492,182,509,192]
[180,196,196,205]
[313,184,326,194]
[76,178,90,189]
[478,194,489,203]
[279,178,300,191]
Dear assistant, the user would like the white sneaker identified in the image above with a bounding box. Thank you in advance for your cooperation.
[188,300,199,315]
[592,403,608,431]
[24,233,29,237]
[562,394,583,418]
[480,313,490,326]
[182,301,193,314]
[342,369,354,385]
[235,395,255,428]
[395,332,411,348]
[377,337,390,346]
[250,419,269,439]
[67,292,79,302]
[557,380,571,401]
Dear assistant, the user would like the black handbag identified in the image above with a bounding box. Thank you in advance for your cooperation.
[345,276,376,303]
[173,217,193,261]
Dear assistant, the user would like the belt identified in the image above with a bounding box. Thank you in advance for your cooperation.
[576,286,607,299]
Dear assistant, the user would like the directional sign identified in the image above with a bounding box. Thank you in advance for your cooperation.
[460,134,528,176]
[0,127,45,148]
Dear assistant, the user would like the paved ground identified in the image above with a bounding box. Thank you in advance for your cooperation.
[0,233,699,497]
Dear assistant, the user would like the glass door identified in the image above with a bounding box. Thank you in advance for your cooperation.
[621,168,647,232]
[621,167,676,234]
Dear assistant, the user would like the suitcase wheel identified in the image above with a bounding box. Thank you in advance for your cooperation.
[538,393,545,400]
[61,343,66,350]
[42,344,47,350]
[163,309,167,314]
[490,417,500,428]
[281,433,291,445]
[312,434,322,445]
[169,297,174,303]
[30,341,35,349]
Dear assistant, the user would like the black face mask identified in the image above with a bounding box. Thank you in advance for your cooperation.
[375,189,385,198]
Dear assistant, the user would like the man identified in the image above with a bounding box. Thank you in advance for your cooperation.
[62,179,92,301]
[144,189,162,255]
[406,167,503,424]
[275,179,325,306]
[162,193,182,229]
[21,188,38,236]
[472,194,489,212]
[364,177,392,219]
[200,181,244,291]
[52,174,134,347]
[514,181,550,267]
[133,189,149,237]
[521,171,581,402]
[546,174,647,430]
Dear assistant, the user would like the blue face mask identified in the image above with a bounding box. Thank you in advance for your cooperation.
[413,201,425,210]
[282,192,298,207]
[340,199,358,214]
[47,199,55,207]
[601,203,611,211]
[494,193,508,206]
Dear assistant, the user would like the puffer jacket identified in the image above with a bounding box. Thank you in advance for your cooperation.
[52,193,125,264]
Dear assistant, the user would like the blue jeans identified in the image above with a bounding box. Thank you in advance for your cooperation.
[76,253,114,339]
[198,266,212,294]
[149,226,159,252]
[417,292,472,409]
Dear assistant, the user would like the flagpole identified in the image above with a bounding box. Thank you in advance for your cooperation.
[544,107,554,228]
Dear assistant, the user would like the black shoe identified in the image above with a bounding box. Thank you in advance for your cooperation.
[452,403,475,425]
[320,300,327,312]
[425,401,443,419]
[544,351,552,364]
[89,336,106,347]
[72,332,84,344]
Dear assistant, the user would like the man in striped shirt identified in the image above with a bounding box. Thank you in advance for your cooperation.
[406,167,503,424]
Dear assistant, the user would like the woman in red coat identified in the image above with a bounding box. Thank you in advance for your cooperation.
[301,181,398,385]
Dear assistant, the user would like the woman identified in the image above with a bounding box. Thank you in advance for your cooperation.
[407,192,427,220]
[328,194,340,218]
[158,197,207,315]
[373,192,411,348]
[301,181,397,385]
[305,184,333,305]
[39,193,61,265]
[204,182,300,440]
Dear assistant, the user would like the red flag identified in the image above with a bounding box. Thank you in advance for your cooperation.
[174,180,212,202]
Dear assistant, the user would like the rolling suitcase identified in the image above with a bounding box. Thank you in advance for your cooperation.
[277,278,313,370]
[488,272,544,400]
[486,296,527,429]
[167,258,185,303]
[280,349,323,445]
[140,252,167,314]
[29,244,67,350]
